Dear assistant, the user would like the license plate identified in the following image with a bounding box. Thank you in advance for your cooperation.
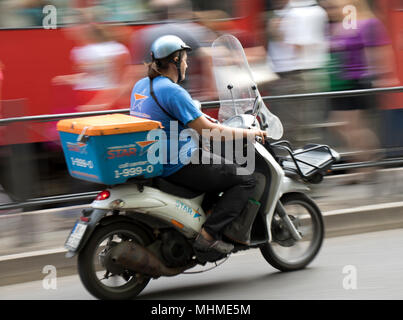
[65,220,88,250]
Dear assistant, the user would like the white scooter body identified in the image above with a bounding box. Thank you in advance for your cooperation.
[90,127,309,242]
[92,184,207,238]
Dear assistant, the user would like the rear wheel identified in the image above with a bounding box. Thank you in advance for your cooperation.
[77,222,152,300]
[260,193,324,271]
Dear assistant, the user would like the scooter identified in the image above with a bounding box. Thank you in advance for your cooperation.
[63,34,340,300]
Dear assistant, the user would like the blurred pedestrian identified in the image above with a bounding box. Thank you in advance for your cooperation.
[323,0,397,183]
[52,11,131,113]
[266,0,329,145]
[195,9,278,101]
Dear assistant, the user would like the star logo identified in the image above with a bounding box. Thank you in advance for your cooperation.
[136,140,157,156]
[193,208,201,218]
[67,142,88,154]
[134,93,148,101]
[133,93,148,112]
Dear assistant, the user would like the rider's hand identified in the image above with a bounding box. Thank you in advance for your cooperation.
[250,129,267,144]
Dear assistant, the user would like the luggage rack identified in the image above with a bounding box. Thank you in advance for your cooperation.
[270,141,338,183]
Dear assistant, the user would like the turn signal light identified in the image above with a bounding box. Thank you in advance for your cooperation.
[96,190,110,201]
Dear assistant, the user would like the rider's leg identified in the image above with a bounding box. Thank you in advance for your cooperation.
[165,151,256,251]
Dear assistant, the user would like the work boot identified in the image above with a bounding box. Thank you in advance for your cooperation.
[193,233,234,254]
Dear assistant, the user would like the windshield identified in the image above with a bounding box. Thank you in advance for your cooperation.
[211,34,283,140]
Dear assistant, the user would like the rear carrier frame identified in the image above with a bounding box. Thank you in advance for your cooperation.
[57,114,164,185]
[271,141,337,183]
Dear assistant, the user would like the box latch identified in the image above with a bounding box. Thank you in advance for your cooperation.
[77,126,90,143]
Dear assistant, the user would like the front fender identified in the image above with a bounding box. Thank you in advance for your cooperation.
[265,178,309,243]
[280,176,310,195]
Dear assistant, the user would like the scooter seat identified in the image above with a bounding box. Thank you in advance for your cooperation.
[153,178,203,199]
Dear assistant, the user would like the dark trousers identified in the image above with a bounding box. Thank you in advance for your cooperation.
[165,150,256,239]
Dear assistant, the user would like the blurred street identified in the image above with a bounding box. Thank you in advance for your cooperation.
[2,228,403,300]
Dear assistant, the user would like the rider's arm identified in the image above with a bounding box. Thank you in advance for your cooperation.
[188,115,267,143]
[165,86,267,142]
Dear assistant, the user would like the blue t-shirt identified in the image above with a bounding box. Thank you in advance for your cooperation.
[130,76,203,177]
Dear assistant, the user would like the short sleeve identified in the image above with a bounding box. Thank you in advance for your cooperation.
[284,6,328,45]
[166,87,203,126]
[70,46,93,63]
[361,19,391,47]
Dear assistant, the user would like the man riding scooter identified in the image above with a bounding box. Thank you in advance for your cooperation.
[130,35,268,255]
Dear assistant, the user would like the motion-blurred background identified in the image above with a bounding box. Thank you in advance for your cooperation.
[0,0,402,263]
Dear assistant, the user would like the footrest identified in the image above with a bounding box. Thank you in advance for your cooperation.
[194,249,228,263]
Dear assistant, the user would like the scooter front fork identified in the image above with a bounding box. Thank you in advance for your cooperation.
[275,202,302,241]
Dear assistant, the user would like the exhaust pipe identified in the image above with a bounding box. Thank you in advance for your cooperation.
[106,242,195,278]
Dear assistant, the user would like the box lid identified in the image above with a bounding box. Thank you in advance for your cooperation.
[57,114,163,136]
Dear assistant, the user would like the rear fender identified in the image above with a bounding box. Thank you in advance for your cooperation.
[98,214,154,240]
[66,209,156,258]
[66,208,158,258]
[65,208,151,256]
[65,208,109,258]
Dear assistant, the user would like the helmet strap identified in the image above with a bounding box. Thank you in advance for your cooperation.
[175,50,184,84]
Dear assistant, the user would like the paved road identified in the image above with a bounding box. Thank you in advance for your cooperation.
[1,228,403,300]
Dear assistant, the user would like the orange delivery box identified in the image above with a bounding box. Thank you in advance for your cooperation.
[57,114,164,185]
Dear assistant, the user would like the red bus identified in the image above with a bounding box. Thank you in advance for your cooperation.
[0,0,401,202]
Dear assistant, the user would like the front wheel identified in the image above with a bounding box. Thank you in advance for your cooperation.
[77,222,152,300]
[260,193,324,272]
